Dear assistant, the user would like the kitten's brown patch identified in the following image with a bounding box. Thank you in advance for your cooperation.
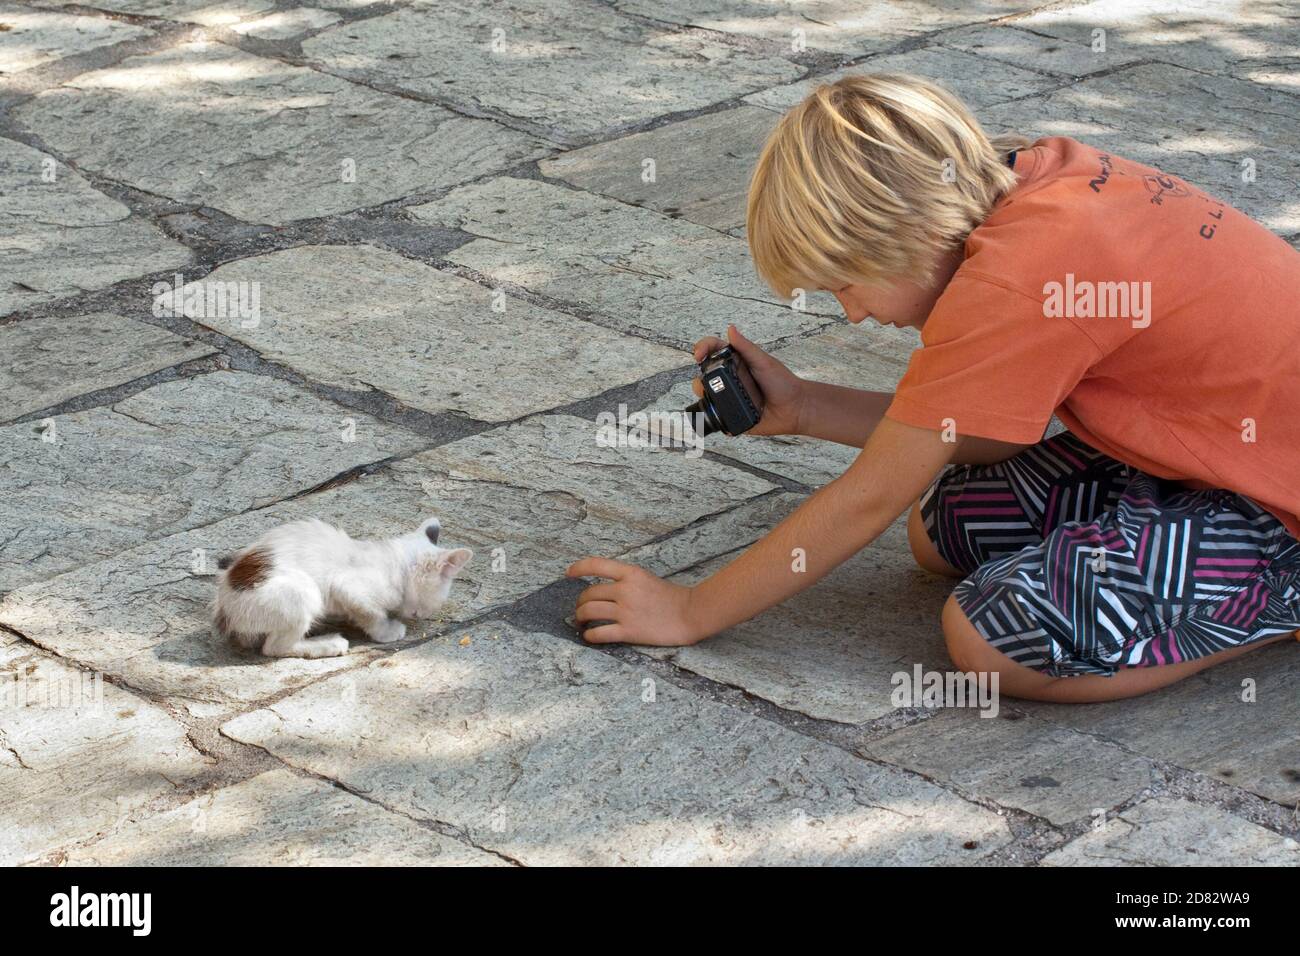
[226,549,271,590]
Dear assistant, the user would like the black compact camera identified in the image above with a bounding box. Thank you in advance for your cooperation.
[684,345,765,437]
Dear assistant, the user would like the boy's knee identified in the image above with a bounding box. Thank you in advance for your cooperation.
[941,594,988,673]
[941,595,1063,699]
[908,501,963,577]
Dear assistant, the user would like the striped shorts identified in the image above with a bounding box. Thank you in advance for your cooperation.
[921,432,1300,677]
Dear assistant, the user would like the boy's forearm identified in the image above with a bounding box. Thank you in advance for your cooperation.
[796,380,893,447]
[687,473,894,640]
[685,417,958,641]
[796,379,1036,466]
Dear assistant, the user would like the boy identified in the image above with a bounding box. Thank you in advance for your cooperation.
[567,74,1300,703]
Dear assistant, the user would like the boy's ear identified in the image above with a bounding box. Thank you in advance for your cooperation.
[436,548,473,579]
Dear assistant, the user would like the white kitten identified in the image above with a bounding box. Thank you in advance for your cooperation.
[212,517,472,659]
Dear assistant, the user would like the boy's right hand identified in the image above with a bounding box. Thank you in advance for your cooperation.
[692,325,806,438]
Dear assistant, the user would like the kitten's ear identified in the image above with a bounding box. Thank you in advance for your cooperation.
[436,547,473,579]
[419,517,441,545]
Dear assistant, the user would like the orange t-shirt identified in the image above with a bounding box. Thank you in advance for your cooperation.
[886,136,1300,539]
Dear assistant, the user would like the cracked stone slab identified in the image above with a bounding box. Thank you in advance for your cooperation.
[618,491,804,578]
[13,42,551,225]
[222,620,1011,864]
[0,312,215,422]
[0,369,425,591]
[635,323,916,487]
[231,6,341,39]
[0,4,151,74]
[635,518,956,724]
[409,177,835,348]
[541,106,779,233]
[0,415,771,708]
[1043,797,1300,866]
[30,0,275,25]
[0,138,191,319]
[863,710,1157,826]
[947,0,1300,91]
[61,769,506,865]
[168,245,684,421]
[641,381,860,487]
[1024,645,1300,806]
[0,633,209,866]
[301,0,803,144]
[339,414,776,615]
[612,0,1035,56]
[535,46,1051,236]
[979,63,1300,235]
[745,45,1059,114]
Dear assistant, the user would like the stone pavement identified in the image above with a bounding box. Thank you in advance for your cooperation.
[2,0,1298,866]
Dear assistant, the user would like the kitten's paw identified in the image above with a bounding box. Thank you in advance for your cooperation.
[305,635,350,658]
[371,619,407,644]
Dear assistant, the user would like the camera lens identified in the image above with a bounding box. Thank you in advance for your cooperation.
[683,398,721,437]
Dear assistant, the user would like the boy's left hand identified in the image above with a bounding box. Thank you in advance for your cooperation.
[567,557,702,647]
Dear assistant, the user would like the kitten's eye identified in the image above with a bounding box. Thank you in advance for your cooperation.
[424,523,440,545]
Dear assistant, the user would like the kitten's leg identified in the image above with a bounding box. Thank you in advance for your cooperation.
[261,629,350,659]
[360,612,406,645]
[334,589,406,644]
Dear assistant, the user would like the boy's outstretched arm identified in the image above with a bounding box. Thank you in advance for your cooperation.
[567,416,956,647]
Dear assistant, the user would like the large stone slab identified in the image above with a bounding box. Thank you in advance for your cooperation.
[0,138,190,318]
[979,64,1300,235]
[538,47,1053,235]
[0,633,209,865]
[170,245,684,421]
[29,0,274,24]
[0,312,215,422]
[13,43,551,225]
[62,769,506,865]
[301,0,803,144]
[1025,644,1300,806]
[745,45,1059,114]
[947,0,1300,90]
[618,491,805,578]
[1043,797,1300,866]
[410,177,835,348]
[231,7,340,39]
[541,106,778,234]
[612,0,1034,56]
[864,710,1157,825]
[0,4,150,74]
[0,415,772,709]
[636,323,916,487]
[641,379,860,487]
[635,518,955,724]
[222,621,1012,864]
[0,369,425,590]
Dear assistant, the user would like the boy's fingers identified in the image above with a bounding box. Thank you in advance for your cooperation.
[575,601,620,623]
[581,623,626,644]
[692,335,727,362]
[726,324,771,368]
[691,378,704,399]
[567,557,635,580]
[576,582,616,605]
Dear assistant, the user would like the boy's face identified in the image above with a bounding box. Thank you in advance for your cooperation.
[829,247,964,331]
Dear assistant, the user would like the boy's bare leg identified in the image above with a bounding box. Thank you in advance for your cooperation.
[942,595,1295,703]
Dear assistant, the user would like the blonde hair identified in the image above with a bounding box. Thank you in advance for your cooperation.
[746,73,1031,297]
